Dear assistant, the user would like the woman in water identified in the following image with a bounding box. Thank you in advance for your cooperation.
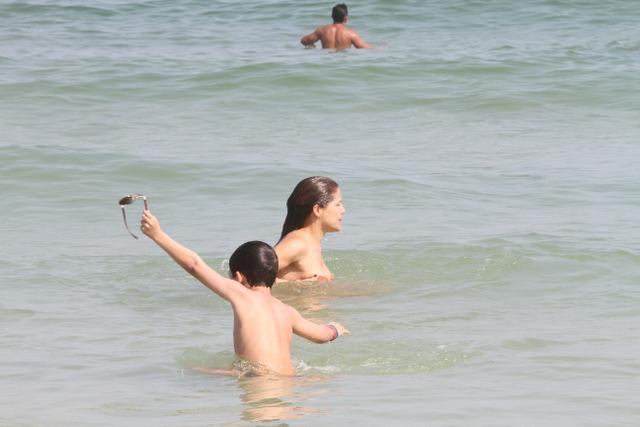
[275,176,345,282]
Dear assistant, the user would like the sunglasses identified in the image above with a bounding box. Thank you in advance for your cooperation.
[118,194,148,239]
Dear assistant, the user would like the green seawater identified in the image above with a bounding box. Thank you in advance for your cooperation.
[1,1,639,425]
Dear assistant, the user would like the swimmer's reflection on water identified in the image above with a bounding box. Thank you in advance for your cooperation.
[238,374,328,422]
[194,364,329,422]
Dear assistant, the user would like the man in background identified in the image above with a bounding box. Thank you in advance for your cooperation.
[300,4,372,49]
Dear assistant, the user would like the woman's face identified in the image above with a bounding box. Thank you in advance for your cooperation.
[318,188,345,232]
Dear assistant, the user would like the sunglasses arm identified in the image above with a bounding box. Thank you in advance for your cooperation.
[121,207,139,239]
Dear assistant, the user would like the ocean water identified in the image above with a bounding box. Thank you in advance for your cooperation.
[2,0,640,425]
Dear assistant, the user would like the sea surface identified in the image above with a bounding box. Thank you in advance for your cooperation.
[1,0,639,425]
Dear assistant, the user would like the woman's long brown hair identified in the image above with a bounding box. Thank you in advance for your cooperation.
[279,176,339,241]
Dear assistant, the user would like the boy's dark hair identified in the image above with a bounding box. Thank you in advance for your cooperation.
[332,4,348,23]
[229,241,278,288]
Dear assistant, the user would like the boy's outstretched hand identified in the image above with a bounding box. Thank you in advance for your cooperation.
[140,209,162,240]
[329,321,350,337]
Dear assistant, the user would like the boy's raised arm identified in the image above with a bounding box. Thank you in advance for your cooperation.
[140,210,247,302]
[289,306,349,343]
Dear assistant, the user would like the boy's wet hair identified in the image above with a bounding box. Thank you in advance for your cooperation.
[332,4,348,23]
[229,241,278,287]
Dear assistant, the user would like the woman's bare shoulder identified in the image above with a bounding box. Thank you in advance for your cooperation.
[275,230,310,251]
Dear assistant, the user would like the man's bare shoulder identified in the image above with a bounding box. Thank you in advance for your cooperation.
[346,27,360,36]
[314,24,336,38]
[317,23,335,32]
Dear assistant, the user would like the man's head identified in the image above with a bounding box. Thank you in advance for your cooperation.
[332,4,348,23]
[229,241,278,288]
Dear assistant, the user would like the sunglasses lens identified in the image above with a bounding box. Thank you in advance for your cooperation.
[119,195,134,206]
[118,194,145,206]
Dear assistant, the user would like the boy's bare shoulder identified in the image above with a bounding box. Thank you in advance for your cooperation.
[282,301,300,321]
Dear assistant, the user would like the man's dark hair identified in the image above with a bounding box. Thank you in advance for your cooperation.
[332,4,348,23]
[229,241,278,288]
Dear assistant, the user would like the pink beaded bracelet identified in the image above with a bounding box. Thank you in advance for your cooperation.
[326,324,339,341]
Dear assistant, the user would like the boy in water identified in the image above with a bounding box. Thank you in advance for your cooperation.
[140,209,348,376]
[300,4,372,49]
